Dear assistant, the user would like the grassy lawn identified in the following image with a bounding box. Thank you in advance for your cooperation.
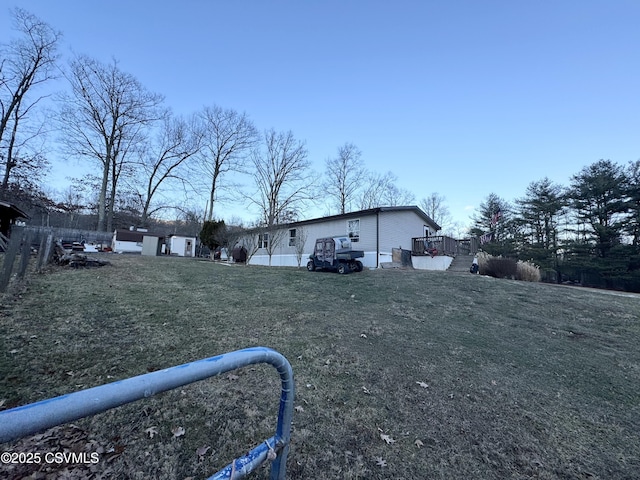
[1,255,639,479]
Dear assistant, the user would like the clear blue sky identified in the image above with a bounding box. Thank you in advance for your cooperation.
[2,1,639,227]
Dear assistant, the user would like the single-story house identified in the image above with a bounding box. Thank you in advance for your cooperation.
[167,235,197,257]
[238,206,440,269]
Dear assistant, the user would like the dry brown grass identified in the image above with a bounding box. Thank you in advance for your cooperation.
[477,252,541,282]
[1,254,639,479]
[516,260,542,282]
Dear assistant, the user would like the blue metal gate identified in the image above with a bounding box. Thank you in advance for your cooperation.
[0,346,295,479]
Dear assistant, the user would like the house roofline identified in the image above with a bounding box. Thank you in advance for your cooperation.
[113,229,164,242]
[293,206,440,230]
[0,201,30,220]
[244,206,441,232]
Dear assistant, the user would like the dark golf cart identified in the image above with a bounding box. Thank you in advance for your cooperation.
[307,236,364,274]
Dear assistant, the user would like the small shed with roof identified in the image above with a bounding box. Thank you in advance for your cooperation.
[0,201,29,251]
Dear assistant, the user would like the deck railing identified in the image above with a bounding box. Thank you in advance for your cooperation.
[412,235,478,256]
[0,347,295,480]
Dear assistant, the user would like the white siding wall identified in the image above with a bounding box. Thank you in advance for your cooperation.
[113,240,142,254]
[240,208,436,269]
[249,216,377,268]
[169,236,196,257]
[378,210,430,253]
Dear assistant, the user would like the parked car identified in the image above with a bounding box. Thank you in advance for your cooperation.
[307,236,364,274]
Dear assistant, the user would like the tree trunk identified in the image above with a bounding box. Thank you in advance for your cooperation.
[97,161,109,231]
[206,166,220,222]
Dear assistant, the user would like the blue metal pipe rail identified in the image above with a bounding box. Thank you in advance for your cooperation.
[0,346,295,479]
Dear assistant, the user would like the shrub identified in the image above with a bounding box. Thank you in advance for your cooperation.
[476,251,491,272]
[516,260,541,282]
[481,257,518,279]
[475,252,541,282]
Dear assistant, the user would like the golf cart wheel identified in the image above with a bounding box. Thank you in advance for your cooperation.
[307,260,316,271]
[337,263,347,274]
[355,260,363,272]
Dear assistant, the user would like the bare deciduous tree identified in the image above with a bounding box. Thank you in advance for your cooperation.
[323,142,365,214]
[54,185,85,228]
[0,8,60,192]
[240,230,260,266]
[249,129,312,227]
[59,55,164,231]
[383,183,415,206]
[264,227,286,266]
[175,207,205,238]
[358,171,414,209]
[419,192,452,229]
[294,225,308,267]
[135,113,201,225]
[196,105,258,221]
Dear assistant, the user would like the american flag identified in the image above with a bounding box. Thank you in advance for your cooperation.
[490,209,502,227]
[479,232,493,244]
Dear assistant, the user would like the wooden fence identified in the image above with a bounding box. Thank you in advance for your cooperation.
[21,226,113,247]
[0,228,38,293]
[0,226,112,293]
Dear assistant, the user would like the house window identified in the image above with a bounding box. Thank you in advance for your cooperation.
[347,219,360,242]
[288,228,297,247]
[258,233,269,249]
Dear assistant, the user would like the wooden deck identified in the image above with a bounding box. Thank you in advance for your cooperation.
[411,235,478,257]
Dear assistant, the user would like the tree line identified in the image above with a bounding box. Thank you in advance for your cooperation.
[470,159,640,291]
[0,8,446,235]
